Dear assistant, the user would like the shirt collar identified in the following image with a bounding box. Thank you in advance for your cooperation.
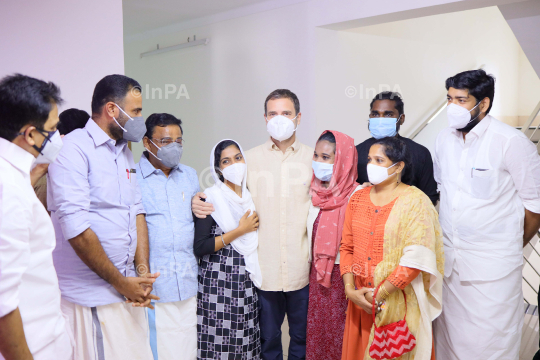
[0,137,36,176]
[265,137,300,153]
[86,118,115,147]
[451,114,492,140]
[470,114,491,138]
[139,152,182,179]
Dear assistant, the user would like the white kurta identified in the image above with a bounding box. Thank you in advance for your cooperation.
[0,138,72,360]
[433,115,540,359]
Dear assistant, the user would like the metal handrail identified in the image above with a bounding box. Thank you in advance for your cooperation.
[520,99,540,138]
[523,231,540,314]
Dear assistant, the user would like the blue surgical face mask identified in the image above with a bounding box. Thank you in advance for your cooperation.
[368,115,402,139]
[312,160,333,182]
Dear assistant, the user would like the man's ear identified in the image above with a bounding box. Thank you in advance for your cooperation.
[21,126,37,146]
[105,102,117,118]
[142,136,150,150]
[480,98,490,113]
[296,112,302,126]
[398,114,405,126]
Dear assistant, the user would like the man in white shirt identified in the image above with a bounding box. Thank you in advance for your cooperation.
[0,74,72,360]
[433,69,540,359]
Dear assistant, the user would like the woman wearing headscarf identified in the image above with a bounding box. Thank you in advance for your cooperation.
[306,130,359,359]
[193,139,262,359]
[340,136,444,360]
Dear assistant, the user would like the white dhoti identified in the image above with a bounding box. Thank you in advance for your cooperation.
[147,297,197,360]
[434,264,523,360]
[60,298,153,360]
[0,316,74,360]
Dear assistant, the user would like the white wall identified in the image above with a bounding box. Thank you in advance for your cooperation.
[125,0,317,176]
[314,5,540,154]
[0,0,125,113]
[125,0,537,177]
[518,49,540,127]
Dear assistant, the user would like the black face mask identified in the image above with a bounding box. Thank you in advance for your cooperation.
[457,103,482,133]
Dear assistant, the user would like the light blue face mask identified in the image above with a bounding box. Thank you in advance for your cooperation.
[312,160,334,182]
[368,115,402,139]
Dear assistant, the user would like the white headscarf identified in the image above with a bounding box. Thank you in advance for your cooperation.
[203,139,262,288]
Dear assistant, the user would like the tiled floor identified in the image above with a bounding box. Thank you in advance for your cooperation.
[281,316,290,359]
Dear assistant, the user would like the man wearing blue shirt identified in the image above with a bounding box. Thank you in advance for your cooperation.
[137,113,199,360]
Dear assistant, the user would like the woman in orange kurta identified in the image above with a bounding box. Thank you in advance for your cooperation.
[340,137,444,360]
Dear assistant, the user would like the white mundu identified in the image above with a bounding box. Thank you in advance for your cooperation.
[433,115,540,359]
[0,138,73,360]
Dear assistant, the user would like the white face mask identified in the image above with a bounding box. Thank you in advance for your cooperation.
[446,102,481,129]
[367,162,398,185]
[312,160,333,182]
[266,115,298,141]
[221,162,247,186]
[35,130,64,164]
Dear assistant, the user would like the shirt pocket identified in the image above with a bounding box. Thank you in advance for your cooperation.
[471,168,495,199]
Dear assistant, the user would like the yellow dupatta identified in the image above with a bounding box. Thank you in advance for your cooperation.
[364,186,444,360]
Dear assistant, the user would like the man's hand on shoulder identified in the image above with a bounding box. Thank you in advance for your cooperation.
[192,192,215,219]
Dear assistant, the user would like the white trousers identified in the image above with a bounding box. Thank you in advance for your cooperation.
[60,298,153,360]
[147,297,197,360]
[434,264,523,360]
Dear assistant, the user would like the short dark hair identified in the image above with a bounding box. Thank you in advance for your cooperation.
[372,136,413,185]
[264,89,300,115]
[445,69,495,114]
[91,74,141,114]
[0,74,63,141]
[370,91,404,116]
[317,131,336,153]
[214,140,240,182]
[58,108,90,135]
[144,113,183,139]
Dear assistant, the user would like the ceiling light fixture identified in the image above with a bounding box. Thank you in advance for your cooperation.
[140,36,210,58]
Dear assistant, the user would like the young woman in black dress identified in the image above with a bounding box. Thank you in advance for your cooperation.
[194,139,261,360]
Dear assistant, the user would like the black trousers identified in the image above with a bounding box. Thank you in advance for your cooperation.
[258,285,309,360]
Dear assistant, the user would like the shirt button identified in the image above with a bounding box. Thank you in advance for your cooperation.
[368,282,371,286]
[368,257,371,260]
[370,232,374,235]
[375,210,379,213]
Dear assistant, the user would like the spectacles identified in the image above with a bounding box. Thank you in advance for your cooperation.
[151,137,184,146]
[17,128,58,138]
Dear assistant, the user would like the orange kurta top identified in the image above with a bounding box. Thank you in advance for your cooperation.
[339,187,435,360]
[340,187,418,290]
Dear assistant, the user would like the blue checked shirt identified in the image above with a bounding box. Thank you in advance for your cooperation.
[136,154,200,302]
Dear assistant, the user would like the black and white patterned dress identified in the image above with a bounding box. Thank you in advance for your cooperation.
[193,216,261,360]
